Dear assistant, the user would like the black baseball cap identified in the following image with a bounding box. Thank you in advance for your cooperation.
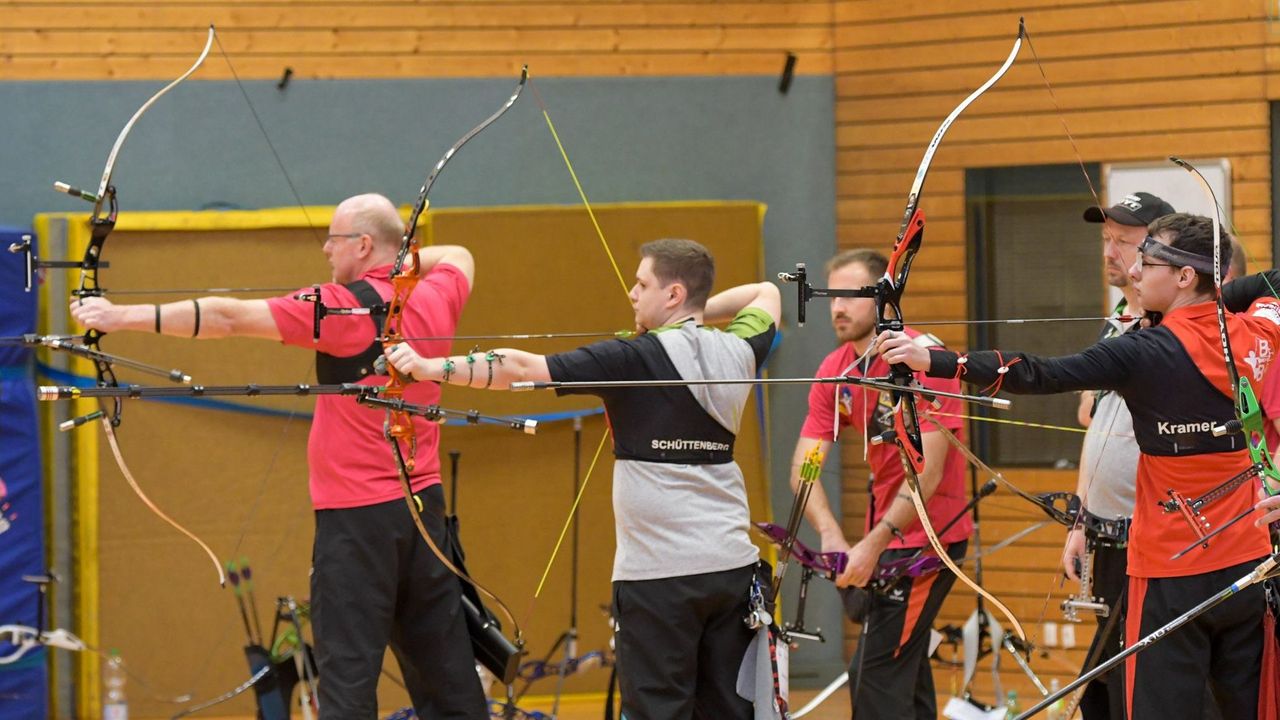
[1082,192,1176,226]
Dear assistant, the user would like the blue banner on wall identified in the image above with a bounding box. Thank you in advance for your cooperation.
[0,225,48,717]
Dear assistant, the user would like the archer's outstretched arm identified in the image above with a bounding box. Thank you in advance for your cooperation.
[70,296,281,341]
[385,344,550,390]
[877,329,1135,395]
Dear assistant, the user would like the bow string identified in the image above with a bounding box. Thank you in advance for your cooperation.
[523,73,639,630]
[875,20,1028,642]
[55,26,225,587]
[1163,158,1280,550]
[378,67,530,649]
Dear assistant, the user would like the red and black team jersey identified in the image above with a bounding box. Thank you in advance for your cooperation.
[799,328,973,550]
[926,299,1280,578]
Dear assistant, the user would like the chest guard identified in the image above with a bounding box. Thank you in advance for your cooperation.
[314,280,387,384]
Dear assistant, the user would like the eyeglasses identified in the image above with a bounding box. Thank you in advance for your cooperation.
[324,232,365,244]
[1138,261,1178,270]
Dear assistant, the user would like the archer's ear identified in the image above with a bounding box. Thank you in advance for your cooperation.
[667,282,688,308]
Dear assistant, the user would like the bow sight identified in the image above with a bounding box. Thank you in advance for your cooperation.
[777,263,879,327]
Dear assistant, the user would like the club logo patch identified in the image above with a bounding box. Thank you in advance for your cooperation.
[1245,337,1274,382]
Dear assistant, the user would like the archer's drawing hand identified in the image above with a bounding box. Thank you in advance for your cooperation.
[876,330,932,372]
[839,537,881,589]
[1062,527,1086,583]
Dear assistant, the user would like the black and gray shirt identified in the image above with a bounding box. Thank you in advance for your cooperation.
[546,308,775,581]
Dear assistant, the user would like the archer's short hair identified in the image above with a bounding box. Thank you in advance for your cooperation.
[1147,213,1233,294]
[825,248,888,279]
[639,238,715,310]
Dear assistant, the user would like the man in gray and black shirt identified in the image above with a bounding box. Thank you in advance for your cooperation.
[386,238,781,720]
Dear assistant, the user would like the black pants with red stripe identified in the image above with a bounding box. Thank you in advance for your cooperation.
[1126,558,1267,720]
[849,540,967,720]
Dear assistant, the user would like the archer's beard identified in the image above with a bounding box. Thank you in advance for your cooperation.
[833,314,875,346]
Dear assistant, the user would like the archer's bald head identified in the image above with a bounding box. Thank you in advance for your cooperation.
[336,193,405,250]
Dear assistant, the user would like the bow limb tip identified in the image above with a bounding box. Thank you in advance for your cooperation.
[53,181,96,203]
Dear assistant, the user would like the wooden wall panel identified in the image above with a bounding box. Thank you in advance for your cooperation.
[830,0,1279,712]
[0,1,836,80]
[834,1,1274,272]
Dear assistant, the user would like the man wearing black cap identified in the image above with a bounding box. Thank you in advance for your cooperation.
[878,213,1279,718]
[1066,191,1175,718]
[1082,192,1179,309]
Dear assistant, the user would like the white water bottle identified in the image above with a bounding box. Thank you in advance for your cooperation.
[1046,678,1063,720]
[103,650,128,720]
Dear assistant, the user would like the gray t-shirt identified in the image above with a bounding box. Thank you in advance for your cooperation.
[545,310,776,581]
[1078,303,1140,519]
[1078,380,1139,519]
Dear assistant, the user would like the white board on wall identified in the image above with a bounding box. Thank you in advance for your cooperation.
[1103,159,1231,226]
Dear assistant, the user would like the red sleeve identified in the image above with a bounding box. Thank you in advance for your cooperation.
[1257,303,1280,417]
[1249,298,1280,340]
[800,381,837,440]
[1263,371,1280,417]
[800,352,843,441]
[1245,299,1280,409]
[264,263,470,357]
[419,261,471,322]
[266,284,377,356]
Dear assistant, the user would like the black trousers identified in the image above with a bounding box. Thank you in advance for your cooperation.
[311,485,486,719]
[611,563,760,720]
[1079,541,1129,720]
[849,540,966,720]
[1127,559,1266,720]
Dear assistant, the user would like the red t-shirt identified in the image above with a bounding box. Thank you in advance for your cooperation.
[799,329,973,548]
[266,262,469,509]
